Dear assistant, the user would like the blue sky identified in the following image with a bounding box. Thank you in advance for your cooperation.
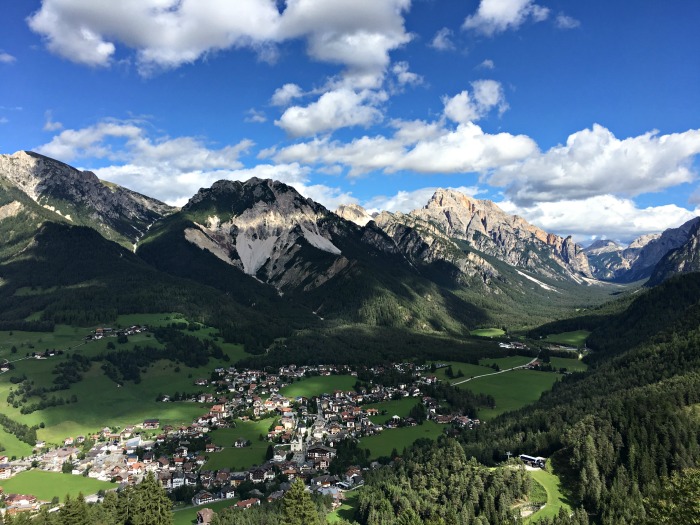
[1,0,700,243]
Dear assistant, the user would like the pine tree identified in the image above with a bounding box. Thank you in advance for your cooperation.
[60,493,89,525]
[282,479,321,525]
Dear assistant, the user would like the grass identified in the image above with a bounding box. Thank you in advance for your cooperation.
[549,357,588,372]
[173,498,239,525]
[525,466,571,523]
[0,426,34,459]
[470,328,506,338]
[360,421,444,459]
[478,356,534,369]
[432,361,493,382]
[204,418,275,471]
[453,369,560,420]
[363,397,421,424]
[280,375,357,399]
[544,330,590,347]
[0,470,114,502]
[328,489,359,523]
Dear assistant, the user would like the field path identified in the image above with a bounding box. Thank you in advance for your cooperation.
[450,356,539,386]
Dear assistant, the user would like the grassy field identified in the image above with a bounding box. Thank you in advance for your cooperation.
[328,489,359,523]
[364,397,420,424]
[432,361,493,382]
[454,369,560,420]
[0,470,114,502]
[526,467,571,522]
[280,375,357,398]
[470,328,506,338]
[204,418,274,471]
[478,356,533,369]
[173,498,239,525]
[360,421,444,459]
[549,357,587,372]
[544,330,590,347]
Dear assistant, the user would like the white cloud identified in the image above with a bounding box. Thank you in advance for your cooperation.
[28,0,411,77]
[0,117,8,125]
[364,185,483,214]
[463,0,549,35]
[498,195,700,242]
[0,52,17,64]
[430,28,454,51]
[43,110,63,131]
[443,80,508,124]
[244,108,267,123]
[273,117,537,176]
[490,124,700,205]
[555,14,581,29]
[271,83,304,107]
[477,59,495,70]
[392,61,423,86]
[275,88,385,137]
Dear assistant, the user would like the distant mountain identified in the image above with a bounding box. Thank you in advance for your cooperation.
[647,219,700,285]
[585,217,700,282]
[0,151,175,250]
[336,203,373,227]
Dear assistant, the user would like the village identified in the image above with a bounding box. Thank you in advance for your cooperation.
[0,360,483,520]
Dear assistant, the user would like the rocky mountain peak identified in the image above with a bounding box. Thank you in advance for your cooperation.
[585,239,622,255]
[628,233,661,250]
[336,204,373,227]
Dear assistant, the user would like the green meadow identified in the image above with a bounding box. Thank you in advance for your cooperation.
[478,356,534,369]
[454,369,560,420]
[280,375,357,399]
[360,421,444,459]
[204,418,274,471]
[432,361,493,382]
[544,330,590,347]
[470,328,506,338]
[173,498,240,525]
[364,397,421,424]
[327,490,360,523]
[549,356,588,372]
[0,470,114,502]
[525,467,571,522]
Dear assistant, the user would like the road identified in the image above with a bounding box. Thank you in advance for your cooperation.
[450,356,539,386]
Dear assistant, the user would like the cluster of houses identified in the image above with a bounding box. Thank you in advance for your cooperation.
[87,325,148,341]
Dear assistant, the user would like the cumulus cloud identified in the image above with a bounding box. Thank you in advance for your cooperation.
[391,61,423,86]
[275,88,385,137]
[498,195,700,242]
[0,52,17,64]
[27,0,411,76]
[490,124,700,206]
[463,0,549,35]
[430,28,454,51]
[244,108,267,123]
[477,59,495,70]
[555,14,581,29]
[443,80,508,124]
[273,117,537,176]
[271,83,305,107]
[43,110,63,131]
[363,185,483,214]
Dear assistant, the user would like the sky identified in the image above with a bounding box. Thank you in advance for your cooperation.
[1,0,700,244]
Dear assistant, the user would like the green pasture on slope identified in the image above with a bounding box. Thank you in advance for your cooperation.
[364,397,421,424]
[549,356,588,372]
[479,356,534,369]
[431,361,493,382]
[525,467,571,523]
[470,328,506,338]
[280,375,357,399]
[204,418,275,471]
[454,369,560,420]
[360,421,444,459]
[173,498,240,525]
[0,470,114,502]
[327,490,360,523]
[543,330,590,347]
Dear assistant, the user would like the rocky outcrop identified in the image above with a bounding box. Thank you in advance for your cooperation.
[406,189,591,281]
[647,220,700,285]
[336,204,374,227]
[0,151,175,245]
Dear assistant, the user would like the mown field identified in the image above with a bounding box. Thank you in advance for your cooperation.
[359,421,445,459]
[204,418,274,471]
[363,397,420,424]
[280,375,357,399]
[549,356,587,372]
[544,330,590,347]
[454,369,560,420]
[327,489,359,523]
[525,466,572,523]
[0,470,114,502]
[470,328,506,338]
[173,497,240,525]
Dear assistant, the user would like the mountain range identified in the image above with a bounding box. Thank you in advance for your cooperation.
[0,150,698,342]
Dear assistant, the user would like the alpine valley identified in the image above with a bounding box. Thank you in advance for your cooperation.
[1,150,700,525]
